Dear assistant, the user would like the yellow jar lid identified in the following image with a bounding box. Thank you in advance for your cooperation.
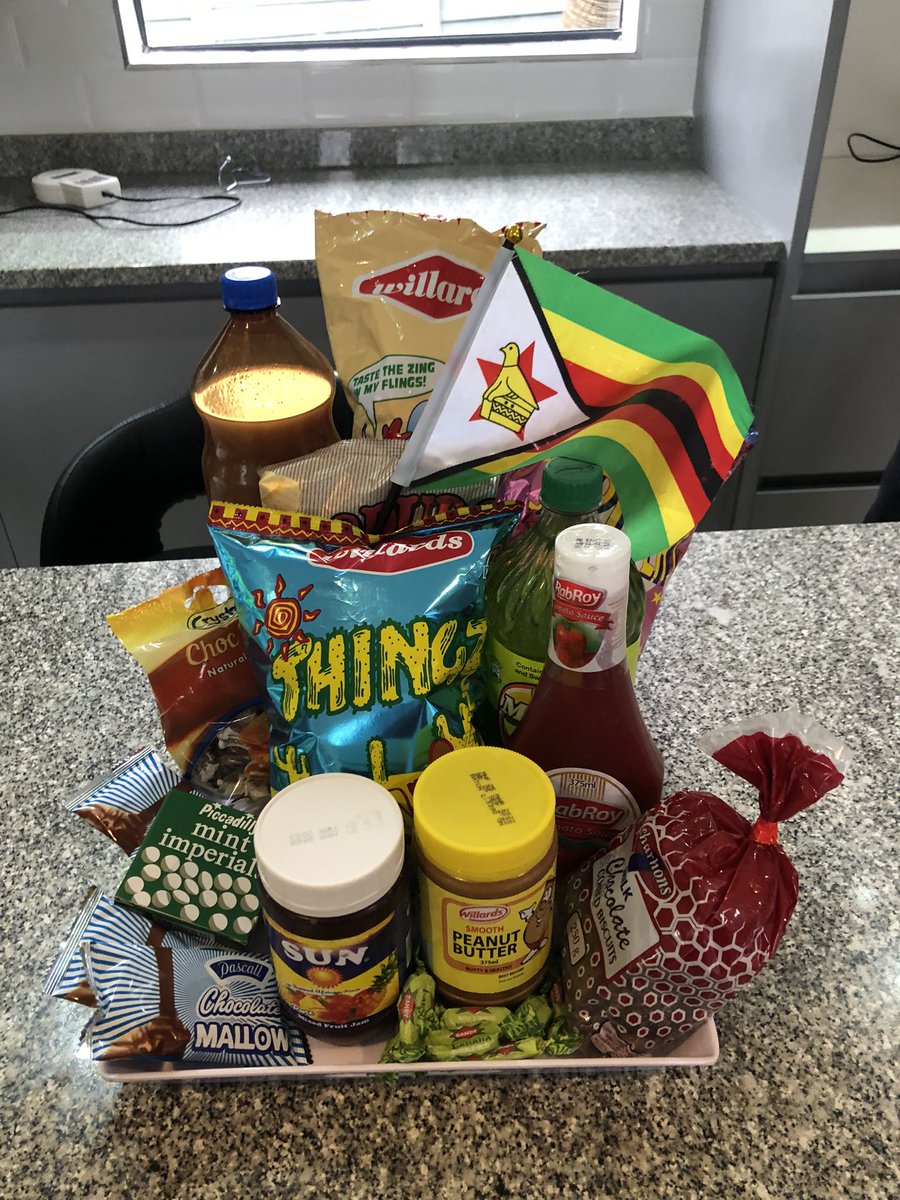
[413,747,556,882]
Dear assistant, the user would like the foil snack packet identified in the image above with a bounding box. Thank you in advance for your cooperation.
[259,439,498,535]
[315,210,544,439]
[107,570,270,813]
[83,940,309,1067]
[209,501,518,819]
[64,747,181,854]
[44,887,214,1008]
[562,712,850,1056]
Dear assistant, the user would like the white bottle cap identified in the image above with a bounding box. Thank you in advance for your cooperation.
[551,524,632,670]
[254,774,405,918]
[554,523,632,587]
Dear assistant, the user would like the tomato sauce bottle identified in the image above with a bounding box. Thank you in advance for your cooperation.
[509,523,664,875]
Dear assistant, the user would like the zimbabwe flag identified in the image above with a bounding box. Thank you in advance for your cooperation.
[392,245,754,560]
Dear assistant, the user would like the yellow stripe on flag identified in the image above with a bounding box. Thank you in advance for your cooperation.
[572,419,694,546]
[544,311,746,458]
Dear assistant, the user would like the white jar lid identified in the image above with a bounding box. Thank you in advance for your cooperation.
[254,775,405,919]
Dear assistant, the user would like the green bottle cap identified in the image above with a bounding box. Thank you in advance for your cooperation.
[540,457,603,514]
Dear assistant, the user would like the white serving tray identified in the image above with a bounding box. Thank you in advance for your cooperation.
[98,1019,718,1083]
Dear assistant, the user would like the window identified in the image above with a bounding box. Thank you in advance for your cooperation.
[116,1,637,65]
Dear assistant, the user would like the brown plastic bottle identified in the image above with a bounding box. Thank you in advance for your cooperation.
[192,266,339,505]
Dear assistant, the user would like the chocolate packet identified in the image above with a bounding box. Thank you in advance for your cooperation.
[43,888,214,1008]
[562,711,850,1056]
[82,940,309,1066]
[107,570,270,814]
[63,747,181,854]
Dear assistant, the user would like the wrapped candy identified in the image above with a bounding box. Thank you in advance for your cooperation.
[562,712,850,1056]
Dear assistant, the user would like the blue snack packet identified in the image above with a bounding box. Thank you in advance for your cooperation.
[208,501,518,820]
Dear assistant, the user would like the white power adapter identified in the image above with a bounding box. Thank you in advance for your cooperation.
[32,168,121,209]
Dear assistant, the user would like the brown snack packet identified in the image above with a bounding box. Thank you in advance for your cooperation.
[315,210,544,438]
[259,439,499,534]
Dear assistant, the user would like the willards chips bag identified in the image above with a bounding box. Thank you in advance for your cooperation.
[208,500,518,820]
[562,712,849,1056]
[316,210,543,439]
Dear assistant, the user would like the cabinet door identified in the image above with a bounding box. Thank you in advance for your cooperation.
[759,292,900,478]
[751,484,877,528]
[0,295,329,567]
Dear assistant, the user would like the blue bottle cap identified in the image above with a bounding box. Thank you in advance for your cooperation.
[221,265,278,311]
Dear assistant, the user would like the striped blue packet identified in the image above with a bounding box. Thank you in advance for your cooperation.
[44,888,214,1007]
[63,747,183,854]
[82,940,310,1067]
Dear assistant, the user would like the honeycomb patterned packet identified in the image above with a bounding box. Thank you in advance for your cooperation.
[561,711,850,1056]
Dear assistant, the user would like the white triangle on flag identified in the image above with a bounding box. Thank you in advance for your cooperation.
[394,253,588,487]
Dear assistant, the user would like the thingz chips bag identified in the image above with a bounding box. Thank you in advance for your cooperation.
[208,501,519,820]
[315,210,544,439]
[561,712,849,1056]
[107,570,270,813]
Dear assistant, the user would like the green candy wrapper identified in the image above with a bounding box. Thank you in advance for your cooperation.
[500,995,553,1042]
[441,1006,511,1031]
[380,968,441,1063]
[426,1022,502,1061]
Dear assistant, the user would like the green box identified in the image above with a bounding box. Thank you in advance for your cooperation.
[115,789,261,946]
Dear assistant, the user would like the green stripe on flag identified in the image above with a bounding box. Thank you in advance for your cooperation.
[515,249,750,429]
[437,433,669,560]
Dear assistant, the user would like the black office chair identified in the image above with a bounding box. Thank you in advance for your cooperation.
[40,395,211,566]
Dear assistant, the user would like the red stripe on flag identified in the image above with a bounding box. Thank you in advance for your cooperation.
[609,401,710,525]
[562,360,734,479]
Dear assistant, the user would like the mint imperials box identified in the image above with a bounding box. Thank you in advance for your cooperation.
[116,790,262,946]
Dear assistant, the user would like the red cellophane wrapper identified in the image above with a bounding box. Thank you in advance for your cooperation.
[561,711,850,1056]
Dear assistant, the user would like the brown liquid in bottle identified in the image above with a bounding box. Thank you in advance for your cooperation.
[192,270,339,506]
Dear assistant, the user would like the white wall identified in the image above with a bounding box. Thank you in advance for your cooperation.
[823,0,900,157]
[0,0,704,134]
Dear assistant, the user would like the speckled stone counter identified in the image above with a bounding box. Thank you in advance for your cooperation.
[2,524,896,1200]
[0,165,781,291]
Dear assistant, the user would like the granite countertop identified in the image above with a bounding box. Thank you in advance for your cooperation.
[1,523,897,1199]
[0,136,782,290]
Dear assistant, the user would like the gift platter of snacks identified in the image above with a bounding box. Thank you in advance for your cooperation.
[44,212,850,1084]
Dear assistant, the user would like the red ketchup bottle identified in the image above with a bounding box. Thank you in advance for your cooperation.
[509,523,664,876]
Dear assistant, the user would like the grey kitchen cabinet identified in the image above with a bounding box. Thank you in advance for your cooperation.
[751,483,877,528]
[758,291,900,479]
[0,274,772,566]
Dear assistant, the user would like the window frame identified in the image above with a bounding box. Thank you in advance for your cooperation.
[113,0,640,68]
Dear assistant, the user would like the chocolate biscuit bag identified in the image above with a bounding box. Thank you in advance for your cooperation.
[315,210,543,438]
[562,712,849,1056]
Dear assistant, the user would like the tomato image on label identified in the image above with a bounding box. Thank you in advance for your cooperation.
[552,619,600,669]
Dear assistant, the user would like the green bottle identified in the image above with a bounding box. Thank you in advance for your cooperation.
[484,458,604,744]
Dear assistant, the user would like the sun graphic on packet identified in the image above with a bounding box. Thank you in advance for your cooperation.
[251,574,320,659]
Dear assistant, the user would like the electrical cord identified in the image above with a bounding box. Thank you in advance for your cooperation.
[0,190,242,226]
[847,132,900,163]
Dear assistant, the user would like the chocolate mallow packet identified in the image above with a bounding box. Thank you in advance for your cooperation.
[63,747,180,854]
[562,711,850,1056]
[82,940,309,1066]
[44,888,214,1008]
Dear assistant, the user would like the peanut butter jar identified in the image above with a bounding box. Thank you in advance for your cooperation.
[254,774,410,1040]
[413,746,557,1006]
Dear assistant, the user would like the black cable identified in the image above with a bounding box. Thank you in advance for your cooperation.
[847,132,900,162]
[0,191,242,227]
